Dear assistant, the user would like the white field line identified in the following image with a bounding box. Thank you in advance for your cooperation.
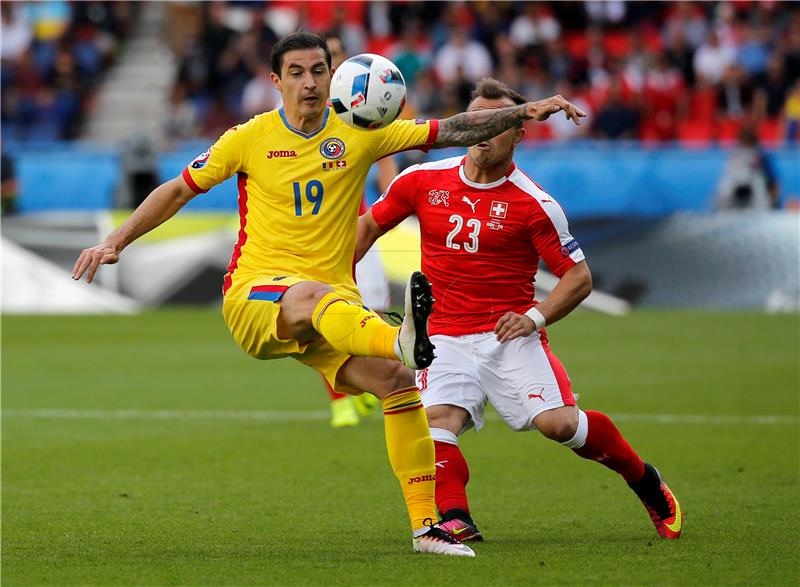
[1,409,797,426]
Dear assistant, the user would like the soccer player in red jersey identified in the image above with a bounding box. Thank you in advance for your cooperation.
[357,78,683,542]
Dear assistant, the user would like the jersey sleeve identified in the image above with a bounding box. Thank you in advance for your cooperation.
[370,166,420,230]
[181,125,246,194]
[529,200,586,278]
[365,118,439,160]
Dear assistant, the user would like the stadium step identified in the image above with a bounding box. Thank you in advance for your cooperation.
[83,2,176,144]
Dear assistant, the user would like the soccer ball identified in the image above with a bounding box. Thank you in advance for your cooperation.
[329,53,406,130]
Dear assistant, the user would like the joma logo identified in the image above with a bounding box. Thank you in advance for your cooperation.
[267,150,297,159]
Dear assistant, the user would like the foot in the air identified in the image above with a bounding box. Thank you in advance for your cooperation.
[413,519,476,557]
[628,463,683,539]
[397,271,436,370]
[330,396,359,428]
[439,509,484,542]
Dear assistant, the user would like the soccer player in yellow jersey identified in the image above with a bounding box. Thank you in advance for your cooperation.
[73,32,585,557]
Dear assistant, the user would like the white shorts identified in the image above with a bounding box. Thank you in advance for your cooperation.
[416,330,577,433]
[355,246,390,311]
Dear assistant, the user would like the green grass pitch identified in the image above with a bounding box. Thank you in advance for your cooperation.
[2,309,798,586]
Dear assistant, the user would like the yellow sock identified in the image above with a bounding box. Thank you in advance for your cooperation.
[381,387,438,532]
[312,292,398,360]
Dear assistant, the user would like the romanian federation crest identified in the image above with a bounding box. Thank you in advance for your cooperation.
[320,137,346,160]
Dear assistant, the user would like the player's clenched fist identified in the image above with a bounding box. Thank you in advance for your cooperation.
[72,243,120,283]
[526,95,586,124]
[494,311,537,343]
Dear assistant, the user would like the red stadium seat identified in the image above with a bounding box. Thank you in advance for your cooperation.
[718,117,744,145]
[689,87,718,122]
[564,32,588,59]
[758,118,782,146]
[677,119,714,147]
[604,31,631,58]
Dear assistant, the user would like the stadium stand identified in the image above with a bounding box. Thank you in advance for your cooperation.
[151,1,800,144]
[1,1,137,141]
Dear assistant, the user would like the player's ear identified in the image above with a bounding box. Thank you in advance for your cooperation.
[514,127,526,144]
[271,71,282,91]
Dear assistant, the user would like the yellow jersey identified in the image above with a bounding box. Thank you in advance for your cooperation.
[182,108,437,296]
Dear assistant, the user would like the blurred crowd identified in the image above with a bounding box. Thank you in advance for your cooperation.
[164,0,800,144]
[1,1,137,141]
[2,1,800,145]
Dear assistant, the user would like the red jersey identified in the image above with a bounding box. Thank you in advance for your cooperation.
[371,156,585,336]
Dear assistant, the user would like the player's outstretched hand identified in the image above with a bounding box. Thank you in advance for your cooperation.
[526,95,587,125]
[494,311,537,343]
[72,243,120,284]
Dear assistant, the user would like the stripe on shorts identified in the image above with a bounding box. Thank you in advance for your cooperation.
[539,329,576,406]
[248,284,289,302]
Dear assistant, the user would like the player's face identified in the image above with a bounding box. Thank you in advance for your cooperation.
[467,97,525,169]
[271,48,331,120]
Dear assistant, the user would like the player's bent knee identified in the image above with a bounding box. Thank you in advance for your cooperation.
[534,406,579,442]
[426,404,469,435]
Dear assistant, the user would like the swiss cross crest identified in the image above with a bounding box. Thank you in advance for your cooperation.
[490,200,508,219]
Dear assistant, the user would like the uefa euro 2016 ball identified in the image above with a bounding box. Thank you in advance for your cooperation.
[329,53,406,130]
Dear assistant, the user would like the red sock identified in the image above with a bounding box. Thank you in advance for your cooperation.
[433,441,471,515]
[322,377,347,401]
[573,410,645,483]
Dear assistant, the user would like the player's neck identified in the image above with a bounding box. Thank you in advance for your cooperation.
[283,107,327,134]
[463,156,514,185]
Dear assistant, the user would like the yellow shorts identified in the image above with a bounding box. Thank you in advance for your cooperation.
[222,273,375,392]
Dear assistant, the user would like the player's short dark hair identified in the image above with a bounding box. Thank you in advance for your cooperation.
[270,32,332,77]
[469,78,527,128]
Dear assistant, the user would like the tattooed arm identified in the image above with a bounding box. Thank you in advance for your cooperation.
[433,94,586,148]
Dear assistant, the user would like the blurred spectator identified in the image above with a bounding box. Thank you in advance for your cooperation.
[694,30,736,84]
[715,127,779,210]
[326,3,365,56]
[388,21,431,89]
[122,133,158,208]
[664,28,696,86]
[718,64,755,119]
[584,0,626,27]
[1,4,32,60]
[26,0,71,43]
[202,94,237,139]
[545,80,591,141]
[408,68,444,119]
[662,1,708,50]
[736,23,771,77]
[165,82,200,143]
[1,153,17,216]
[642,52,685,140]
[785,81,800,142]
[434,26,492,84]
[593,75,640,139]
[509,3,560,49]
[754,54,789,119]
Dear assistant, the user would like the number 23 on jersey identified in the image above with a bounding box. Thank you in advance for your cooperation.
[446,214,481,252]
